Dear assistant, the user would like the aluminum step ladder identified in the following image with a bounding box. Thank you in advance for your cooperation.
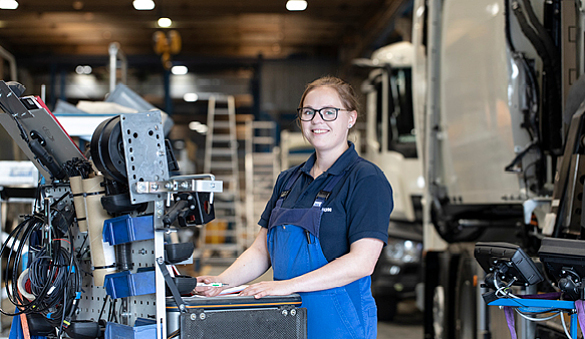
[202,95,243,264]
[244,121,280,248]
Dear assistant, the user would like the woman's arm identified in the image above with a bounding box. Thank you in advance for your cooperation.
[239,237,383,298]
[195,227,271,296]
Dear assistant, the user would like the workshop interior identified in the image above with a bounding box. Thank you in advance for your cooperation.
[3,0,585,338]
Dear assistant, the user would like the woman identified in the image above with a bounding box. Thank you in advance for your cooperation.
[195,76,393,339]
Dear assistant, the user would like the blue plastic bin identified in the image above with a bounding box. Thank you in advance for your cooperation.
[103,214,154,246]
[104,268,155,299]
[105,318,156,339]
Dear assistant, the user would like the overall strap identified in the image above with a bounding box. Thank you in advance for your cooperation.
[313,158,363,208]
[275,166,303,208]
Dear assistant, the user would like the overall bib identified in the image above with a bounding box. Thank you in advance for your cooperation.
[266,163,378,339]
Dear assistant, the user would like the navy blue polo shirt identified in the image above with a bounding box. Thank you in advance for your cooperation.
[259,142,393,262]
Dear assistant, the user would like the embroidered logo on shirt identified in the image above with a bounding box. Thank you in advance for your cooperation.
[322,207,332,213]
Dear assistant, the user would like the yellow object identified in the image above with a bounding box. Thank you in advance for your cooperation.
[205,220,227,244]
[153,30,182,69]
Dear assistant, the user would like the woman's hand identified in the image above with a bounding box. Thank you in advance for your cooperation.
[239,280,294,299]
[192,275,227,297]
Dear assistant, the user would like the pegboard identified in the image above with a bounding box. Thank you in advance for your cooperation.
[72,230,158,324]
[43,186,159,326]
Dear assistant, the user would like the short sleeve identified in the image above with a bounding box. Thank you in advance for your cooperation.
[258,171,287,228]
[346,171,393,245]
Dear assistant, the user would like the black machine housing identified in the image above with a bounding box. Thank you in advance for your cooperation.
[539,237,585,300]
[475,242,544,288]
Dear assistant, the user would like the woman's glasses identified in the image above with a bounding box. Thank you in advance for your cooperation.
[297,107,348,121]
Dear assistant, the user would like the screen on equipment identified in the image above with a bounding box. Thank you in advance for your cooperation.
[474,242,544,288]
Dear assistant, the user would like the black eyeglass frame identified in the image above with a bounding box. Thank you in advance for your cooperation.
[296,107,349,122]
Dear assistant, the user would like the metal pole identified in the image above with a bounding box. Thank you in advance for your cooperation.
[518,285,537,339]
[109,42,128,93]
[0,44,17,81]
[422,0,446,251]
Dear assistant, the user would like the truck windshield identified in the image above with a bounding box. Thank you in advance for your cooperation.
[376,68,417,158]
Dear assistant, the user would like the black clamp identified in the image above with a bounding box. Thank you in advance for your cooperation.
[155,257,187,313]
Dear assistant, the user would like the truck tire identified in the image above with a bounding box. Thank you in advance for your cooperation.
[454,251,477,339]
[376,295,398,322]
[425,251,459,339]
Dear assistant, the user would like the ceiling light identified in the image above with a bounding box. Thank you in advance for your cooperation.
[75,65,92,75]
[0,0,19,9]
[72,1,84,10]
[133,0,154,10]
[171,65,188,75]
[189,121,208,134]
[157,17,172,28]
[286,0,307,11]
[183,93,198,102]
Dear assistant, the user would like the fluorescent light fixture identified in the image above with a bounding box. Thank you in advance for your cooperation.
[189,121,201,130]
[0,0,19,9]
[183,93,198,102]
[286,0,307,11]
[189,121,208,134]
[157,17,172,28]
[171,65,188,75]
[75,65,92,75]
[133,0,154,10]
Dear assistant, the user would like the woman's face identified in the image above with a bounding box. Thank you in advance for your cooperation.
[300,86,357,155]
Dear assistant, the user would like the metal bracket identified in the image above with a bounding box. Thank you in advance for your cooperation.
[134,174,223,205]
[120,111,170,204]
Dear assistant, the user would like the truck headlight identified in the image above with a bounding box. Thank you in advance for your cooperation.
[384,238,422,264]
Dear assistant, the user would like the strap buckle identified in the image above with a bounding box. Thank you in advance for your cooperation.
[316,190,331,200]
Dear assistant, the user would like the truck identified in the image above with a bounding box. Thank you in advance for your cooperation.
[356,41,425,321]
[360,0,585,336]
[410,0,585,338]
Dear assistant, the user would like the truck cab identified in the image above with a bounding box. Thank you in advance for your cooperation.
[358,41,424,321]
[412,0,580,337]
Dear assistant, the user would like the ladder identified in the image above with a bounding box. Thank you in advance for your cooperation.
[202,95,243,263]
[244,121,279,248]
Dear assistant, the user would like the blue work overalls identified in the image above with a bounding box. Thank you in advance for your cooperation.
[266,162,378,339]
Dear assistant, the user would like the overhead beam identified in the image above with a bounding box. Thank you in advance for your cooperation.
[339,0,411,74]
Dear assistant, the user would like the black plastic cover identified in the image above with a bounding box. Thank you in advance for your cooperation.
[474,242,544,286]
[539,237,585,292]
[64,320,102,339]
[27,314,55,336]
[165,242,195,264]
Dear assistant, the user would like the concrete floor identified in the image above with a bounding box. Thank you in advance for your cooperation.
[377,300,423,339]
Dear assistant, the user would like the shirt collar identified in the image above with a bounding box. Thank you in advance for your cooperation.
[300,141,358,177]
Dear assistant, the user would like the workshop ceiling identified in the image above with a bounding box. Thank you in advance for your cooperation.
[0,0,409,64]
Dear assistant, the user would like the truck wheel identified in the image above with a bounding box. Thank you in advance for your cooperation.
[376,295,398,321]
[454,251,476,339]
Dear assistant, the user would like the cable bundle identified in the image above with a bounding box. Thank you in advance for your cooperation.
[27,242,81,327]
[0,208,81,334]
[1,214,44,316]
